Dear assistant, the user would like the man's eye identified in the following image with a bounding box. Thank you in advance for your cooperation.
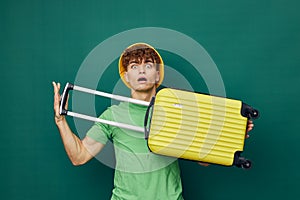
[145,64,152,69]
[131,65,138,69]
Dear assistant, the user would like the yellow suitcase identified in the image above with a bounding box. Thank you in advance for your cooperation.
[60,83,259,169]
[144,88,259,169]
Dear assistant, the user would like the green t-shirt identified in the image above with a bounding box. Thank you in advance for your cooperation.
[87,102,184,200]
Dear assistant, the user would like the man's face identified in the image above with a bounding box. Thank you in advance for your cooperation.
[124,57,160,92]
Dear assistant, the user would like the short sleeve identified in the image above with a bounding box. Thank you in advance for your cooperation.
[86,109,113,145]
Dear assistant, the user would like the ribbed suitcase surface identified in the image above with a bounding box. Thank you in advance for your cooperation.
[147,88,248,166]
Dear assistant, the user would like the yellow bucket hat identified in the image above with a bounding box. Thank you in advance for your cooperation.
[118,43,164,88]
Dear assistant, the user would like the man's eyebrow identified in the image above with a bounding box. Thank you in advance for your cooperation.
[129,59,138,64]
[145,58,154,62]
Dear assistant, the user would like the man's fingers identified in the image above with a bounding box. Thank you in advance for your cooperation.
[247,124,254,132]
[52,81,61,94]
[52,82,59,102]
[245,120,254,138]
[52,81,69,111]
[52,81,57,94]
[198,162,210,167]
[65,94,69,108]
[52,82,65,122]
[247,120,254,132]
[52,82,61,115]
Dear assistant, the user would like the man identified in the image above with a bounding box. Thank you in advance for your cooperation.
[53,43,254,199]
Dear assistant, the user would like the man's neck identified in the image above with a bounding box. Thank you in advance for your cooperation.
[131,88,156,102]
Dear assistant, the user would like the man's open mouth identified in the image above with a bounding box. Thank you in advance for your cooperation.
[138,77,147,82]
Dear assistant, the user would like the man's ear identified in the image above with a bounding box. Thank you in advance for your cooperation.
[124,72,129,82]
[155,71,160,83]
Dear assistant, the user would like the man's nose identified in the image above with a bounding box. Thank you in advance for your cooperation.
[138,65,145,73]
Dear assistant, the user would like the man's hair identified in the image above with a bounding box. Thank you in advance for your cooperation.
[118,43,164,88]
[121,44,161,71]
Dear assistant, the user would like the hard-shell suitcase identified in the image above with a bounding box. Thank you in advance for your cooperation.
[60,83,259,169]
[144,88,259,168]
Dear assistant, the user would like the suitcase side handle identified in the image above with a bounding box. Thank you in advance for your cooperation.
[144,96,155,139]
[59,82,74,115]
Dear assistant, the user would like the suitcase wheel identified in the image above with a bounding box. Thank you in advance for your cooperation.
[238,157,252,169]
[249,109,259,119]
[241,103,259,119]
[241,159,252,169]
[234,155,252,169]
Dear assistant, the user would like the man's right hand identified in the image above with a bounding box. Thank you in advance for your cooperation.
[52,82,67,125]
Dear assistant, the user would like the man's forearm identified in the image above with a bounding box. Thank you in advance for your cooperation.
[56,119,90,165]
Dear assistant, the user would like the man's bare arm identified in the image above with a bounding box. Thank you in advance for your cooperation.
[53,82,104,165]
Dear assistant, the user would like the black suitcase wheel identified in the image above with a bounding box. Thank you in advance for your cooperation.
[249,109,259,119]
[234,152,252,169]
[241,159,252,169]
[241,103,260,119]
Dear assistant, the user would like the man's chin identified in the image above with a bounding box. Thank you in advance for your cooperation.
[133,84,156,92]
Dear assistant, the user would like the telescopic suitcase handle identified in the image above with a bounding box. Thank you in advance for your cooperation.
[59,82,74,115]
[144,96,155,139]
[58,82,148,133]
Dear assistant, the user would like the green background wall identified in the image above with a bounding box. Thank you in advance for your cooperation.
[1,0,299,199]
